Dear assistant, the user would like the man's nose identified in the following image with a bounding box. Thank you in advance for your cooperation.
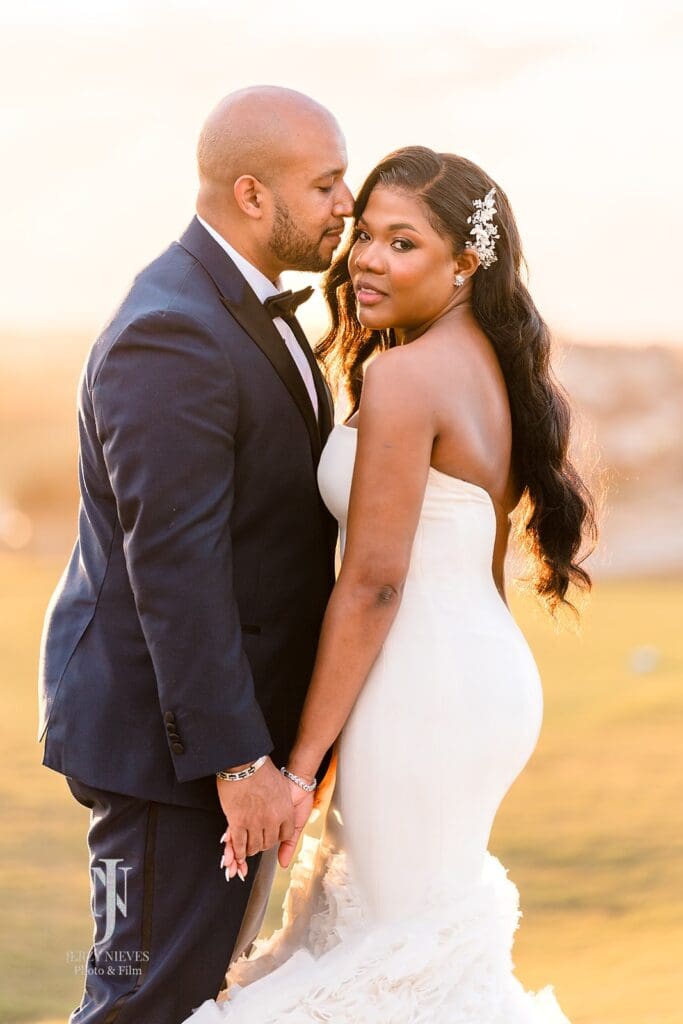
[333,180,355,217]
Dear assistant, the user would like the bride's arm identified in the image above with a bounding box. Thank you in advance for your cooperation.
[286,350,435,784]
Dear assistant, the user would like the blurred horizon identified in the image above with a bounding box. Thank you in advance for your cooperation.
[1,322,681,361]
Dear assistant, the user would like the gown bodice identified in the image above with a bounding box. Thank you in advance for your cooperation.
[317,423,509,627]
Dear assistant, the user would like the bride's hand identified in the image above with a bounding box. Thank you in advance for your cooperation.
[278,779,314,869]
[220,828,248,882]
[220,778,312,878]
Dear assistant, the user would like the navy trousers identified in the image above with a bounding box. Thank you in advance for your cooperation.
[66,777,263,1024]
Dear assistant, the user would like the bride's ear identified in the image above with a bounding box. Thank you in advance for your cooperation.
[452,248,480,284]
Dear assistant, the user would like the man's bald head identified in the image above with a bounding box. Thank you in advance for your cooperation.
[197,85,341,192]
[195,86,352,280]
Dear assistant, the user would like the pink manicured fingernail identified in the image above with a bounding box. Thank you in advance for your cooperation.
[219,832,227,843]
[220,855,225,869]
[224,868,231,883]
[237,870,245,882]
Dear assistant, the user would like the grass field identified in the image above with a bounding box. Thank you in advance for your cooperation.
[0,553,681,1023]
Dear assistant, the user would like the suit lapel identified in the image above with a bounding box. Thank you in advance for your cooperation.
[219,294,323,461]
[285,315,335,443]
[178,217,323,462]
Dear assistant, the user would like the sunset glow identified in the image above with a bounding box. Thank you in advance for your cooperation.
[1,0,681,345]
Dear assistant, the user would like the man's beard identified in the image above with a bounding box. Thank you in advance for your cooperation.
[268,195,333,273]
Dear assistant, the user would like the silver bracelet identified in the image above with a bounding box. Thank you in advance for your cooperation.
[281,766,317,792]
[216,755,268,781]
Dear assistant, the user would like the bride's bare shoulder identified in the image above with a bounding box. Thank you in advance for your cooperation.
[365,339,435,382]
[355,346,438,434]
[368,330,483,400]
[362,344,434,405]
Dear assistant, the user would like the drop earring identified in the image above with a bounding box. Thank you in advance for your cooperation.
[454,274,465,288]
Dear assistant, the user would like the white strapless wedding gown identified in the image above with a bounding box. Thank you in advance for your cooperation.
[186,424,571,1023]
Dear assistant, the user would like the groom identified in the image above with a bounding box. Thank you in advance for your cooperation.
[38,86,352,1022]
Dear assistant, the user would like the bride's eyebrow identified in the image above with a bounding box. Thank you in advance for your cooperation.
[357,216,422,235]
[388,222,421,233]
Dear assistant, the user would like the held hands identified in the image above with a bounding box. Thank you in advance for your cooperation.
[217,756,295,882]
[217,758,318,881]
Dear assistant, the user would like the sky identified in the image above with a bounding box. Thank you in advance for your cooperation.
[1,0,682,346]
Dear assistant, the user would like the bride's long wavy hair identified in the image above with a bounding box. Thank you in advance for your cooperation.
[317,146,597,613]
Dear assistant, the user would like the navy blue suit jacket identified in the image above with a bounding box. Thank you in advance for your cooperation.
[39,218,337,811]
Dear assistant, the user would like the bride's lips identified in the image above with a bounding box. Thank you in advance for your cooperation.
[354,279,387,306]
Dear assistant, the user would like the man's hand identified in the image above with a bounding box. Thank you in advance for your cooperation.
[278,778,314,869]
[216,757,295,877]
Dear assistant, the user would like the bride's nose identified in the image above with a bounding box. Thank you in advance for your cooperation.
[353,242,383,274]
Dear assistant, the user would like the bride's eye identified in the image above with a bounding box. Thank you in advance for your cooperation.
[392,238,414,252]
[353,229,371,242]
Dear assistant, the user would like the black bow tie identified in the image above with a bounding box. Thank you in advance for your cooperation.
[264,286,314,321]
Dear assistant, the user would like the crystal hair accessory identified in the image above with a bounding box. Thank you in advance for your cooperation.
[465,187,499,269]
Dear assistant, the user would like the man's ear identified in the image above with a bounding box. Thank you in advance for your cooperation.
[234,175,267,220]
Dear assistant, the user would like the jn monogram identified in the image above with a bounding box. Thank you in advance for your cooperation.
[92,858,132,944]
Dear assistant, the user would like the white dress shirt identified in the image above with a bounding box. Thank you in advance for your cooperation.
[196,215,319,419]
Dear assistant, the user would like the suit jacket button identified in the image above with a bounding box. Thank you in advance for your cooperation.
[165,723,177,734]
[164,711,176,724]
[171,742,185,754]
[168,732,181,743]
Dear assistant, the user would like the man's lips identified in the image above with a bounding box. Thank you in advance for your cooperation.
[323,225,345,242]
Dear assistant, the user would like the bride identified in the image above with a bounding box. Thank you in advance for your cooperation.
[186,146,596,1022]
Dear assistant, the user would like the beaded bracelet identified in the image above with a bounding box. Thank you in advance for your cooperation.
[281,767,317,793]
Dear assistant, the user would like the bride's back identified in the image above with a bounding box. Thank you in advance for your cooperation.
[370,314,520,599]
[408,311,518,513]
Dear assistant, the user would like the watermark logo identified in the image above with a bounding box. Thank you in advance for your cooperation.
[66,948,149,977]
[92,858,132,945]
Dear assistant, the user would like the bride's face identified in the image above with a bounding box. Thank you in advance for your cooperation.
[348,186,459,332]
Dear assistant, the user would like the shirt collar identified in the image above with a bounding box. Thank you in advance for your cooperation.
[196,214,283,302]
